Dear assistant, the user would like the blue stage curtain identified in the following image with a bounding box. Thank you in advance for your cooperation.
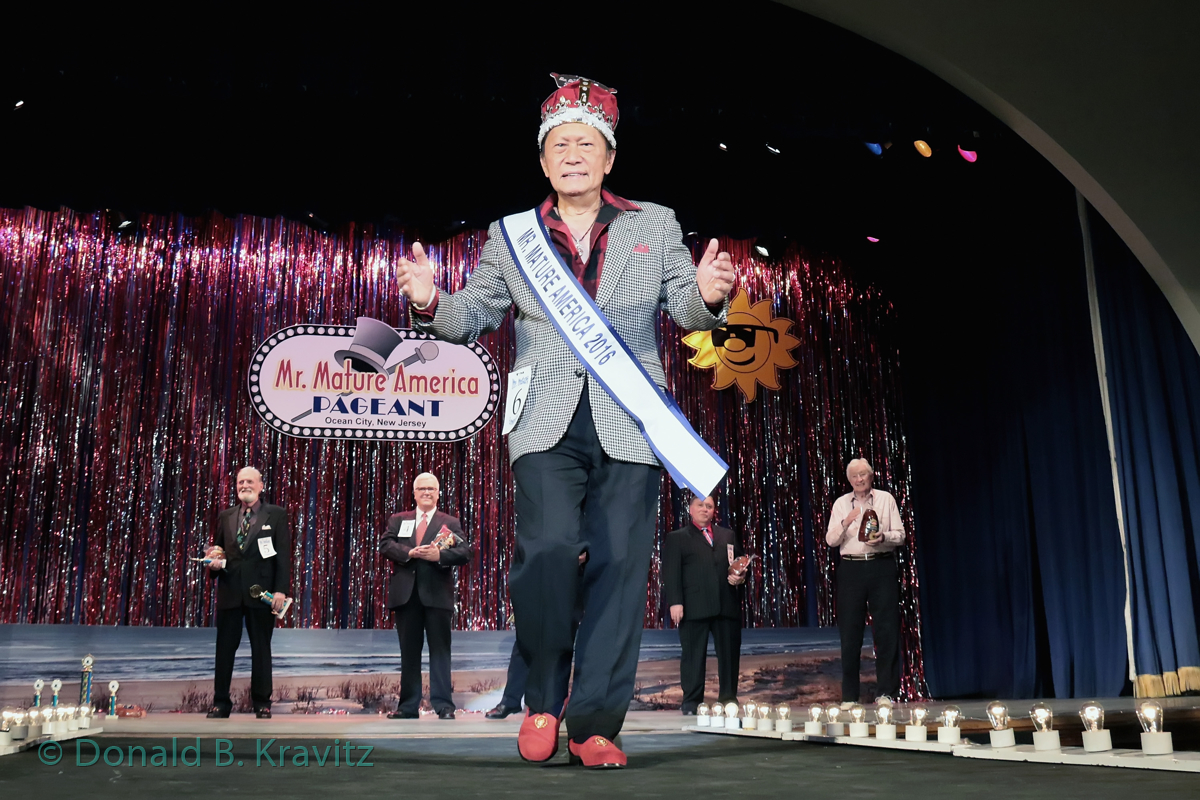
[904,184,1128,699]
[1089,204,1200,697]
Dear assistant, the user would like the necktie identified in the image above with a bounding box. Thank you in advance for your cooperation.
[416,513,429,545]
[703,527,713,546]
[237,508,251,550]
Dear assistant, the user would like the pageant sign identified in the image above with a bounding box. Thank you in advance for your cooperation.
[248,318,501,441]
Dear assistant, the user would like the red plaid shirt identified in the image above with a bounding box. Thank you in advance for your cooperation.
[412,188,641,317]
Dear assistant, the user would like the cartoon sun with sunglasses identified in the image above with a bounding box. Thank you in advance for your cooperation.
[683,290,800,401]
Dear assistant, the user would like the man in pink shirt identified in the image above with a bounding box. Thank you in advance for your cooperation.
[825,458,905,704]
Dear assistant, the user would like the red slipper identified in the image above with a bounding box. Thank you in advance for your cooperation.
[568,736,627,769]
[518,710,561,762]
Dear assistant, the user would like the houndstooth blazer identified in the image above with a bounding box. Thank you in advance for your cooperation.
[414,201,727,466]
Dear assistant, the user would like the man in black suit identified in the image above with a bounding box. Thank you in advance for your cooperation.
[662,495,745,715]
[380,472,471,719]
[205,466,291,719]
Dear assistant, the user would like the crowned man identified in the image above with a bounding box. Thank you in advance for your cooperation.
[396,74,735,769]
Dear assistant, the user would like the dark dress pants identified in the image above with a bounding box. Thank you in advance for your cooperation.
[836,556,901,701]
[214,604,276,711]
[394,592,455,714]
[510,390,660,742]
[679,616,742,709]
[499,637,530,709]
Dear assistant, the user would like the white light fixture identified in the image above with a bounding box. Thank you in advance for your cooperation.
[986,700,1015,748]
[0,706,14,747]
[937,704,962,744]
[756,703,773,732]
[79,703,93,729]
[1137,700,1173,755]
[14,100,24,109]
[906,704,929,742]
[874,702,897,740]
[766,144,780,154]
[742,701,757,730]
[724,701,740,729]
[1028,702,1059,751]
[719,143,728,151]
[711,702,725,724]
[1078,700,1111,752]
[776,704,793,733]
[825,704,845,736]
[805,704,824,735]
[848,703,869,738]
[754,245,769,258]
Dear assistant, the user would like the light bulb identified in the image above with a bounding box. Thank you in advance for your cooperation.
[724,702,739,719]
[809,704,824,723]
[65,705,77,718]
[777,704,790,721]
[55,706,69,721]
[757,705,771,720]
[825,704,842,724]
[849,704,866,724]
[41,706,54,723]
[80,704,93,718]
[1,706,14,731]
[711,703,725,718]
[742,702,757,718]
[910,705,929,726]
[986,701,1009,731]
[1029,702,1053,732]
[875,704,893,725]
[1078,701,1105,731]
[1136,701,1164,734]
[697,703,710,718]
[941,705,962,728]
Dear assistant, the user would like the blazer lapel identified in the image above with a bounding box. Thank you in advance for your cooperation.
[595,211,638,310]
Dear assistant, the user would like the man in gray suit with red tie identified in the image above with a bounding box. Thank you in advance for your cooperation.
[395,74,735,768]
[663,494,745,715]
[205,466,290,719]
[380,472,471,719]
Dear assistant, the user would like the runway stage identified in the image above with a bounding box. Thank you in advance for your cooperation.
[4,710,1199,798]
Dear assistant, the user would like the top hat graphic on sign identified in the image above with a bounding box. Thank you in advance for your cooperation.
[334,317,405,374]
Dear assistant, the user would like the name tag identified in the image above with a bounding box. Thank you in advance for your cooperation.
[257,537,277,558]
[727,544,735,565]
[398,520,416,539]
[502,365,532,435]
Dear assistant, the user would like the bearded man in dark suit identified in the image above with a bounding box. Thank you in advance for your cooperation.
[663,494,745,714]
[380,472,472,719]
[205,466,291,719]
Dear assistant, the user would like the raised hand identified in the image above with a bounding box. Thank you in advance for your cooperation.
[695,238,735,305]
[396,241,437,308]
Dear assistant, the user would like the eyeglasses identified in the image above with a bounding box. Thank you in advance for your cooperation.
[711,324,779,348]
[415,487,439,493]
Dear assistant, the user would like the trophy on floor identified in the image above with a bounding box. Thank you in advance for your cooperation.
[106,681,120,720]
[250,585,294,619]
[79,655,95,707]
[858,508,880,542]
[32,679,44,708]
[50,679,63,708]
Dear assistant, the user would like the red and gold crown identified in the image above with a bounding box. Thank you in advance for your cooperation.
[538,73,619,148]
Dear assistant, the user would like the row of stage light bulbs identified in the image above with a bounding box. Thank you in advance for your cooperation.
[1,703,98,745]
[695,699,1174,754]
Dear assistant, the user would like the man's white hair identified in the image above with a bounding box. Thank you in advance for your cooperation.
[845,458,874,478]
[412,472,440,490]
[237,466,263,481]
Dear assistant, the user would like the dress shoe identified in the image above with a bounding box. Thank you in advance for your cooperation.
[568,736,627,769]
[205,707,230,719]
[255,708,272,719]
[437,708,456,720]
[485,703,521,720]
[517,710,561,762]
[387,711,419,719]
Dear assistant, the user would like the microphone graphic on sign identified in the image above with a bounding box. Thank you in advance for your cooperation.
[292,341,440,422]
[250,585,294,619]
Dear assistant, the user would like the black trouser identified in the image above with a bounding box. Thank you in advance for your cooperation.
[500,637,531,708]
[836,555,901,701]
[213,604,276,711]
[678,616,741,709]
[510,391,660,742]
[394,593,455,714]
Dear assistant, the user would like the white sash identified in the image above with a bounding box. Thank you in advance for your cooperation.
[498,208,728,496]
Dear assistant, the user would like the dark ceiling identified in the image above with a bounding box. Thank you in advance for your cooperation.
[0,0,1041,253]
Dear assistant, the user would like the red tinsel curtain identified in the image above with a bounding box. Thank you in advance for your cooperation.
[0,207,925,697]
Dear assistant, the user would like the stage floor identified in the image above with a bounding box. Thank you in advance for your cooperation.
[3,720,1198,798]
